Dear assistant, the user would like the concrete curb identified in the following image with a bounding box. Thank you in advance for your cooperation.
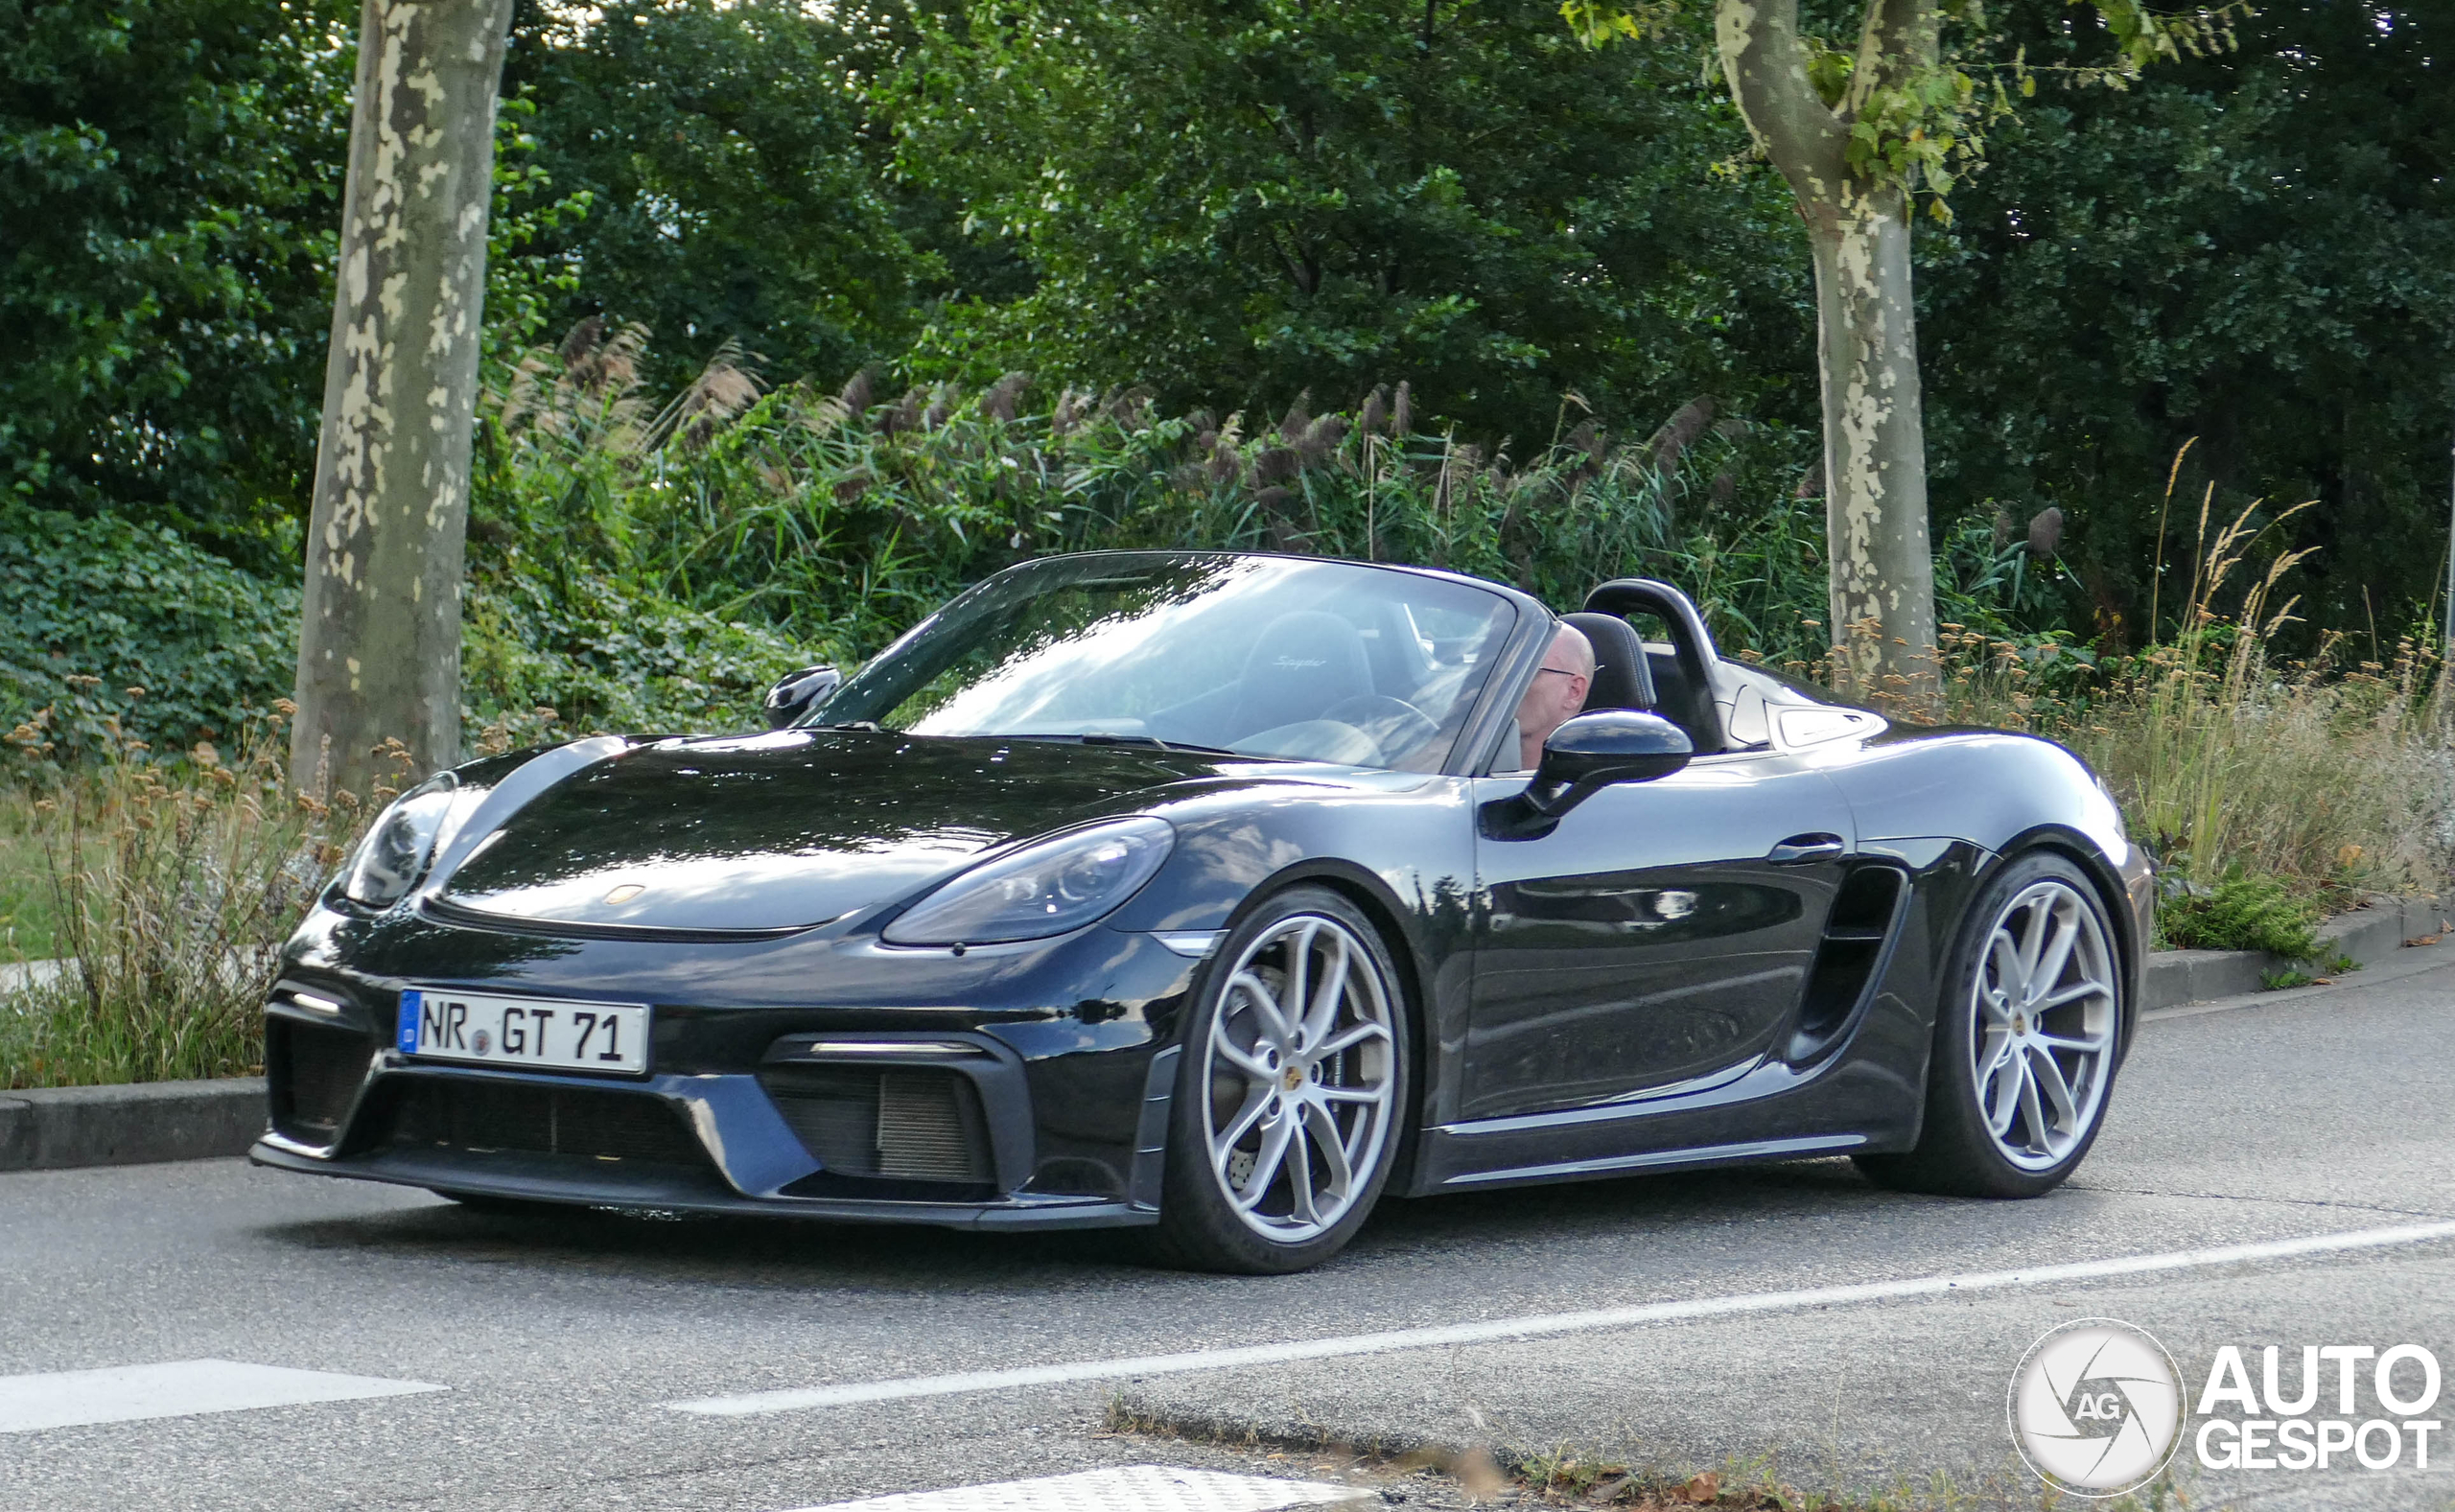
[2139,894,2446,1011]
[0,1077,267,1174]
[0,899,2443,1175]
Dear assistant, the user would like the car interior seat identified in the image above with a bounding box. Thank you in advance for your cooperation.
[1641,647,1712,751]
[1562,612,1655,713]
[1360,597,1437,702]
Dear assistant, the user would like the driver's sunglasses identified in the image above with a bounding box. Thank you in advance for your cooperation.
[1535,667,1580,677]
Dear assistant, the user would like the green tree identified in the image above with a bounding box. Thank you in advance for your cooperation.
[502,0,956,395]
[895,0,1812,448]
[1917,0,2455,649]
[0,0,354,568]
[1573,0,2238,705]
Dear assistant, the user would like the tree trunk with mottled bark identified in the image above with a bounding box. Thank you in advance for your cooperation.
[291,0,513,797]
[1807,197,1937,706]
[1715,0,1941,710]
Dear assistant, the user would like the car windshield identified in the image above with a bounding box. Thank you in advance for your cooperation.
[817,554,1519,771]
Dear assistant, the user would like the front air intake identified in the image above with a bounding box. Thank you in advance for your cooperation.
[380,1080,713,1169]
[269,1018,373,1142]
[760,1064,994,1189]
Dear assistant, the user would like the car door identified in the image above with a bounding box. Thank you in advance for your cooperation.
[1462,751,1856,1122]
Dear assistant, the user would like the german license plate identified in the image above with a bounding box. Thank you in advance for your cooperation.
[396,988,649,1075]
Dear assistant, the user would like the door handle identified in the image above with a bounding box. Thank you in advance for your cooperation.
[1766,833,1846,865]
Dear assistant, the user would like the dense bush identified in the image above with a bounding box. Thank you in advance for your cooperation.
[2157,875,2323,960]
[12,327,2448,942]
[1,504,302,762]
[460,572,813,743]
[469,325,2062,690]
[0,323,2091,768]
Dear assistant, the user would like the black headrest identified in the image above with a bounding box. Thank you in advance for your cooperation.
[1563,612,1655,712]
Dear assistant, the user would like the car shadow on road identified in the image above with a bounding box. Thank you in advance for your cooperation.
[1352,1155,1899,1249]
[245,1156,1906,1294]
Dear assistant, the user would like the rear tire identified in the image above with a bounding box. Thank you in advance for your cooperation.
[1856,851,2124,1198]
[1150,887,1411,1273]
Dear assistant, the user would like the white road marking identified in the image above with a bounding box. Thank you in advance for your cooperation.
[784,1464,1367,1511]
[0,1359,443,1434]
[670,1218,2455,1417]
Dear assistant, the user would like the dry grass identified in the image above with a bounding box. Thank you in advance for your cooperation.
[1105,1396,2192,1509]
[0,798,58,963]
[1929,482,2453,909]
[0,705,370,1089]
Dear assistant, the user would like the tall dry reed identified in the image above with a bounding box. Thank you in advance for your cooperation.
[1,705,373,1089]
[1939,466,2454,904]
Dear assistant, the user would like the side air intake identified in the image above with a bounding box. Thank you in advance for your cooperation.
[1788,865,1907,1061]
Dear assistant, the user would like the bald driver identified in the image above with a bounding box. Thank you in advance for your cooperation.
[1513,620,1595,769]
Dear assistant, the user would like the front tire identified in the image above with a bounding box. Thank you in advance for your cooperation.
[1152,887,1411,1273]
[1857,851,2123,1198]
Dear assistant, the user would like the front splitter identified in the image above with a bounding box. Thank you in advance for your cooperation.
[248,1140,1157,1231]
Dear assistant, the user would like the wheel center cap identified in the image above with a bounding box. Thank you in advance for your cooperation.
[2013,1012,2029,1035]
[1282,1064,1305,1091]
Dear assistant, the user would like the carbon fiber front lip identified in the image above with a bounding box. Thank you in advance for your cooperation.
[246,1140,1156,1230]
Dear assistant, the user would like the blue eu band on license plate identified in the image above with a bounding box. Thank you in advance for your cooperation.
[396,990,422,1055]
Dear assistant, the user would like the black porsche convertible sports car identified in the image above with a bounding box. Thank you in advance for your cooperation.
[255,550,2153,1272]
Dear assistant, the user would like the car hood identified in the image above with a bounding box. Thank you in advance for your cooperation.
[433,730,1227,934]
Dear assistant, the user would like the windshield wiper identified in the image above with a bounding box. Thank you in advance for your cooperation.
[1015,732,1238,756]
[819,720,883,732]
[1083,733,1236,755]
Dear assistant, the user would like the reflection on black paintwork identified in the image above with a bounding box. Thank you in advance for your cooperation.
[294,907,582,980]
[1499,877,1801,942]
[439,732,1210,933]
[1465,757,1852,1121]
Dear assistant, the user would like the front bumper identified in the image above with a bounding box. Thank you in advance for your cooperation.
[246,1138,1156,1230]
[252,911,1207,1231]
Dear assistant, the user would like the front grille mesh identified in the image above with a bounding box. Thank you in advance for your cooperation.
[382,1080,711,1168]
[877,1074,986,1181]
[760,1065,993,1185]
[272,1018,371,1141]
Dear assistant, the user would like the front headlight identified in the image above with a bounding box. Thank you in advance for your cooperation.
[882,817,1175,946]
[340,772,458,909]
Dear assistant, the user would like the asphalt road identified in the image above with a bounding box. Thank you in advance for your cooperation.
[4,944,2451,1512]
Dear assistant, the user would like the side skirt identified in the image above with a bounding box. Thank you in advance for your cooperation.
[1403,1057,1904,1195]
[1428,1131,1866,1191]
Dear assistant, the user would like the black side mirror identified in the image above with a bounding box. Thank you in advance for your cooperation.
[1485,709,1693,840]
[763,664,842,729]
[1533,709,1693,803]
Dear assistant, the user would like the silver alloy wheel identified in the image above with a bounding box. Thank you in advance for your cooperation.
[1970,878,2117,1171]
[1200,913,1397,1243]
